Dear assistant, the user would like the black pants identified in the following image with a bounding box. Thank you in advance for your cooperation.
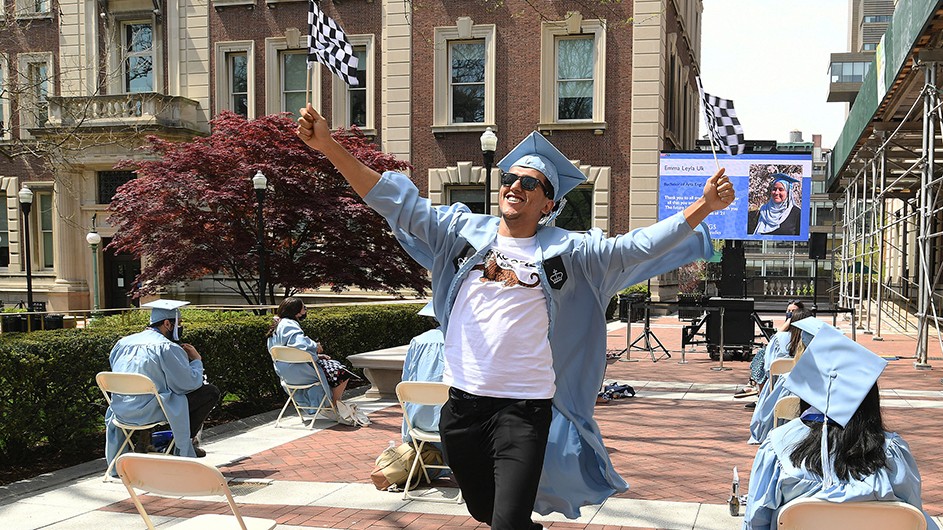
[186,383,220,437]
[439,388,552,530]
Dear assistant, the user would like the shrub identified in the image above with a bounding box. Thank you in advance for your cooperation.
[0,303,432,464]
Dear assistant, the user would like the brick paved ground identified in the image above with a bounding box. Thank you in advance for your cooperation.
[93,315,942,528]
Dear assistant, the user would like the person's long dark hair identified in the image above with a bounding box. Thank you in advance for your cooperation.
[265,297,305,338]
[787,307,814,356]
[789,383,887,481]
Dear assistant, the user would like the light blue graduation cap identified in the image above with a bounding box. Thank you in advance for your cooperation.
[790,317,832,347]
[497,132,586,202]
[141,299,190,325]
[769,173,799,186]
[783,325,887,487]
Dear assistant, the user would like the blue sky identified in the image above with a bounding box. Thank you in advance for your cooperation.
[700,0,849,147]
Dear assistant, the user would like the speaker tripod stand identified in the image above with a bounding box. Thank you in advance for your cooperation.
[620,301,671,363]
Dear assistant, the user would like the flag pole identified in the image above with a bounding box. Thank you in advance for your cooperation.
[306,64,312,107]
[705,129,722,172]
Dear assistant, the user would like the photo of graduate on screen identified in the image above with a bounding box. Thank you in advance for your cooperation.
[747,165,803,236]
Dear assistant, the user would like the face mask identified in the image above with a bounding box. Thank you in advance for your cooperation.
[172,325,184,342]
[296,313,306,321]
[785,311,793,319]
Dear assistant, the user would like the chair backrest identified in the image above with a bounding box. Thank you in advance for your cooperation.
[396,381,450,407]
[778,498,927,530]
[773,395,801,426]
[97,371,159,399]
[270,345,316,364]
[769,357,795,377]
[116,453,253,530]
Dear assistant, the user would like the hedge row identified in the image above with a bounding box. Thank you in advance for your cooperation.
[0,303,432,463]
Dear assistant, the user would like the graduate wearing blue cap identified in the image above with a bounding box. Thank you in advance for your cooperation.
[742,326,936,530]
[104,300,220,475]
[748,174,801,236]
[297,107,735,525]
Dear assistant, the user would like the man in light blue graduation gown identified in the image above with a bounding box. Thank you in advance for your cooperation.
[743,323,937,530]
[104,300,220,476]
[297,107,735,524]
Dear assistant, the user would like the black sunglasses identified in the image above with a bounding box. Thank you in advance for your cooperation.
[500,171,553,198]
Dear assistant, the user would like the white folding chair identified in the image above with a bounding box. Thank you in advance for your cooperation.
[768,357,795,388]
[116,453,277,530]
[778,497,926,530]
[269,345,337,428]
[773,395,801,428]
[395,381,462,504]
[97,371,175,479]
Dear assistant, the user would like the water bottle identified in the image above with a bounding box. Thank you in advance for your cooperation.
[728,466,740,516]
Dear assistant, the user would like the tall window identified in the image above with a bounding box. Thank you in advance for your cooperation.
[124,22,154,93]
[38,192,53,269]
[0,62,6,137]
[0,205,8,268]
[27,61,48,127]
[539,17,605,128]
[33,0,49,13]
[433,22,495,130]
[449,41,485,124]
[280,51,306,118]
[556,36,594,121]
[228,52,248,117]
[346,47,367,127]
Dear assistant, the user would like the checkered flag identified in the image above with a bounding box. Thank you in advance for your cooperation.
[696,77,745,156]
[307,0,359,86]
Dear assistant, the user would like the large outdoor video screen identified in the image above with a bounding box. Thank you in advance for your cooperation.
[658,152,812,241]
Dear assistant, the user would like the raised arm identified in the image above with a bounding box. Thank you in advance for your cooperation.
[683,167,734,228]
[296,104,380,198]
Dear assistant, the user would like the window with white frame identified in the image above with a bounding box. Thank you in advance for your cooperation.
[0,56,8,139]
[17,53,53,134]
[433,21,495,130]
[36,190,53,269]
[123,22,154,93]
[216,42,255,118]
[0,203,8,268]
[539,17,606,129]
[16,0,50,17]
[332,36,373,131]
[228,51,249,117]
[279,50,307,118]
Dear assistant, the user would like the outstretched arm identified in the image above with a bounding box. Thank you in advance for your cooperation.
[296,104,380,198]
[683,167,734,228]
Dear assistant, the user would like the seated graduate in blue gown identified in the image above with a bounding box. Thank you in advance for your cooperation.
[400,302,445,444]
[742,322,937,530]
[748,307,814,444]
[266,297,354,408]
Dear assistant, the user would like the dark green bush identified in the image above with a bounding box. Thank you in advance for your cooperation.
[0,303,432,463]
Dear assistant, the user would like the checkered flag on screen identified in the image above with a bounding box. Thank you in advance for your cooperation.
[696,77,745,156]
[307,0,359,86]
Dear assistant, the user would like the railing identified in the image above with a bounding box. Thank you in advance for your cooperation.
[742,276,833,301]
[43,93,204,133]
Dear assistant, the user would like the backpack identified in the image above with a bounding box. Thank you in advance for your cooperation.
[335,400,370,427]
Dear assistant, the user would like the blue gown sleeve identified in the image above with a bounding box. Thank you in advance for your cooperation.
[279,319,321,358]
[579,211,713,298]
[742,440,783,530]
[162,344,205,395]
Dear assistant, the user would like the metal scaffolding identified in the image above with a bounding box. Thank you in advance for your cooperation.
[836,59,943,366]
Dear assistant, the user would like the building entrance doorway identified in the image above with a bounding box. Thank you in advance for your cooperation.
[102,238,141,309]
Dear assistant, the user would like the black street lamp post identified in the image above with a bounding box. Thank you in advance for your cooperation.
[17,185,34,313]
[480,127,497,214]
[253,170,268,308]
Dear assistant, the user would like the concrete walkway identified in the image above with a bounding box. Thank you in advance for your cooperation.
[1,316,941,529]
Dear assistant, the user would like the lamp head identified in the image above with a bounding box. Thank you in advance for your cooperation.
[252,170,268,190]
[86,231,102,246]
[18,185,33,205]
[480,127,497,153]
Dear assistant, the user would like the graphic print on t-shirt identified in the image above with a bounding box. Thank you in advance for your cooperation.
[471,249,541,288]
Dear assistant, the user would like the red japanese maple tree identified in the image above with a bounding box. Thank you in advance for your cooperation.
[107,111,429,305]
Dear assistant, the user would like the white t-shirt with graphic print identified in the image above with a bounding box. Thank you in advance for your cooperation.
[443,234,555,399]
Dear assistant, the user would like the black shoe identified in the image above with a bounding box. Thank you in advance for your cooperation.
[194,446,207,458]
[745,402,756,410]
